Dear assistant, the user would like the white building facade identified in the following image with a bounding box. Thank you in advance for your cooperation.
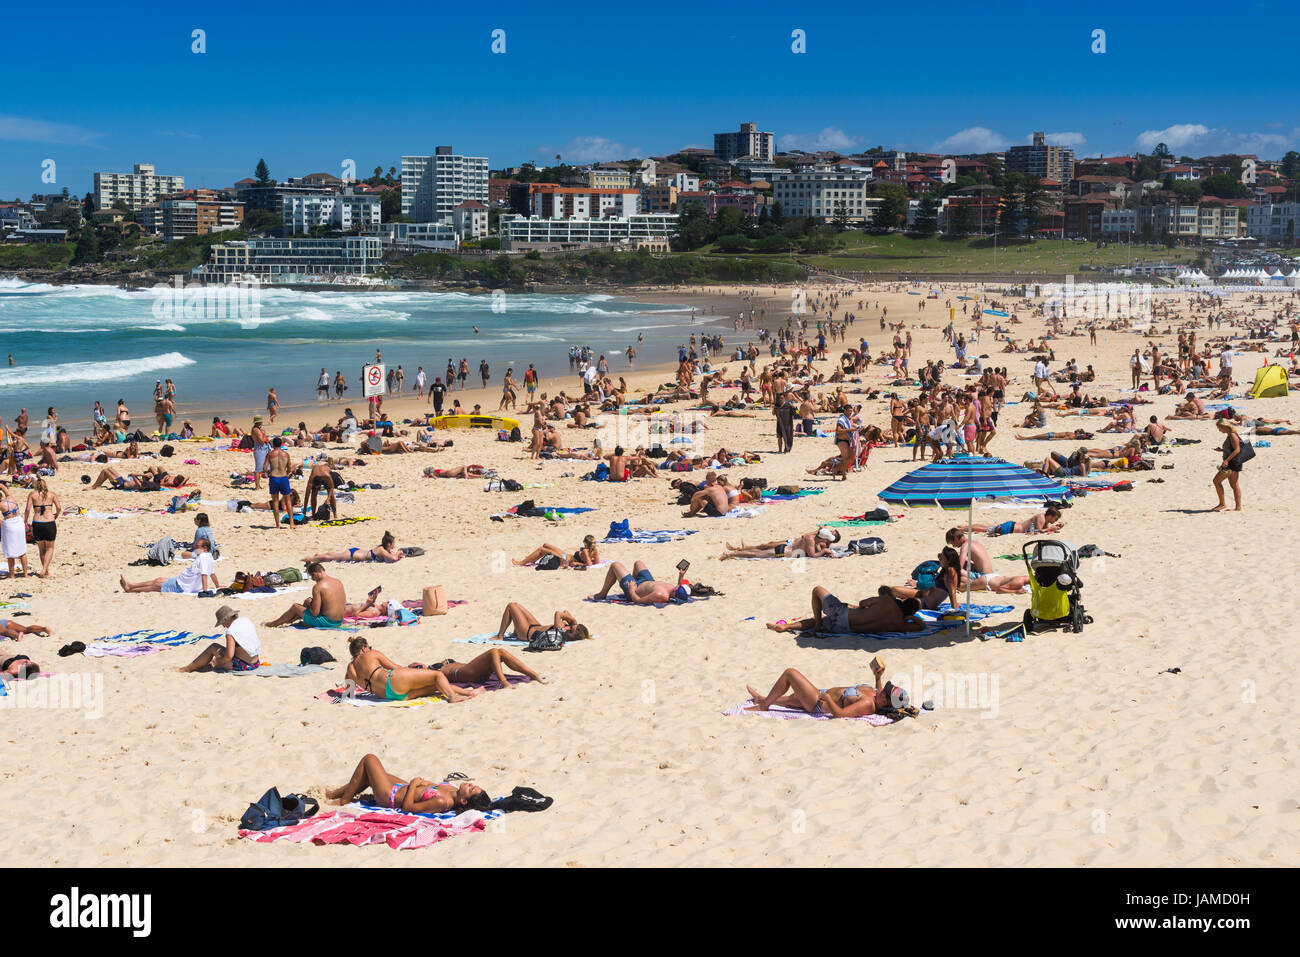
[401,147,489,224]
[282,192,382,234]
[499,213,678,250]
[1246,202,1300,244]
[771,167,873,221]
[93,163,185,209]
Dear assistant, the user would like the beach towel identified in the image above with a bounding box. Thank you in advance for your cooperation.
[91,628,222,648]
[84,643,160,658]
[313,516,379,527]
[238,802,497,850]
[721,700,897,724]
[316,685,445,708]
[586,593,700,607]
[722,506,765,519]
[760,488,826,502]
[806,603,1014,641]
[454,632,528,647]
[232,663,330,678]
[603,527,697,544]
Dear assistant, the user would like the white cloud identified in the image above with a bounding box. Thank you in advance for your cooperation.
[935,127,1008,153]
[1133,123,1295,157]
[0,114,101,146]
[779,126,860,152]
[1040,131,1087,149]
[543,137,644,164]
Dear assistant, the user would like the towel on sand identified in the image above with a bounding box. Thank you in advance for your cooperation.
[721,700,897,724]
[603,529,697,544]
[92,628,222,647]
[808,603,1014,640]
[235,663,331,678]
[238,802,498,849]
[455,632,527,647]
[316,685,444,708]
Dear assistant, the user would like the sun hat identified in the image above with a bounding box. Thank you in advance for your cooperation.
[214,605,238,625]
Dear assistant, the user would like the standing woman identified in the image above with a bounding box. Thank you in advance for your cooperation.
[41,408,58,446]
[832,404,854,481]
[25,478,61,577]
[1212,412,1246,512]
[1,482,29,578]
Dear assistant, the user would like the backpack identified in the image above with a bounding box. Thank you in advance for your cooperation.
[912,560,941,590]
[515,499,537,517]
[510,426,522,442]
[535,553,563,571]
[858,506,891,522]
[160,444,174,457]
[593,462,610,481]
[299,646,336,666]
[239,787,320,832]
[848,537,886,555]
[606,519,632,540]
[527,625,566,651]
[276,566,303,583]
[740,477,767,490]
[493,786,554,813]
[502,478,523,492]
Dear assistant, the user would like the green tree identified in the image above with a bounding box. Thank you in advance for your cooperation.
[255,158,271,185]
[949,201,974,237]
[999,174,1023,236]
[1020,176,1045,235]
[72,225,100,264]
[1169,179,1202,203]
[911,192,939,236]
[1200,174,1249,199]
[1152,142,1172,160]
[1282,151,1300,180]
[832,201,849,232]
[871,193,904,232]
[380,189,402,222]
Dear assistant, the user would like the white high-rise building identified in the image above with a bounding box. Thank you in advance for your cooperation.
[1247,202,1300,244]
[93,163,185,209]
[401,146,489,224]
[282,191,381,234]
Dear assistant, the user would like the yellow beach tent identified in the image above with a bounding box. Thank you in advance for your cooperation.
[1248,364,1288,399]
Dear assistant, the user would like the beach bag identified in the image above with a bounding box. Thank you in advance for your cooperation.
[401,547,425,557]
[299,646,336,665]
[510,426,522,442]
[484,479,505,492]
[265,572,285,587]
[502,479,523,492]
[514,500,538,517]
[535,553,563,571]
[239,788,320,832]
[231,571,249,593]
[276,566,303,583]
[606,519,632,540]
[160,444,174,457]
[593,462,610,481]
[777,485,800,495]
[858,507,890,522]
[1231,442,1256,467]
[912,560,941,590]
[493,786,554,813]
[527,625,566,652]
[422,585,448,616]
[740,477,767,490]
[311,505,332,521]
[849,537,886,555]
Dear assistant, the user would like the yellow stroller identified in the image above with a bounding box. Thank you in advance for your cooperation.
[1022,539,1091,634]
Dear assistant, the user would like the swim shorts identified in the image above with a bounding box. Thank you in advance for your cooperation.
[230,656,259,672]
[989,520,1015,537]
[821,593,851,634]
[269,475,291,495]
[619,569,654,596]
[302,609,343,628]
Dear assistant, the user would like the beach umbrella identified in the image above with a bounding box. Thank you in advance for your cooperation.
[878,454,1071,634]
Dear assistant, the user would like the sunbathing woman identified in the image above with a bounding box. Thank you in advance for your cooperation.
[325,753,492,812]
[1,653,41,680]
[425,464,486,478]
[345,637,483,703]
[490,602,588,642]
[745,657,908,718]
[1014,429,1093,441]
[303,531,403,564]
[721,527,840,559]
[0,619,54,640]
[512,535,600,568]
[88,466,187,490]
[408,648,547,687]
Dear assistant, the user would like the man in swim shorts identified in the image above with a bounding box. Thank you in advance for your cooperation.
[590,560,689,605]
[262,562,346,627]
[265,437,295,529]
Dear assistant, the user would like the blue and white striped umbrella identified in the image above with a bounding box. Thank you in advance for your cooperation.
[878,454,1070,508]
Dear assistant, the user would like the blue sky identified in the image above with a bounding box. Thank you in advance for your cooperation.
[1,0,1296,199]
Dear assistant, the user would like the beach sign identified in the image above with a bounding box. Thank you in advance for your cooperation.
[364,364,386,398]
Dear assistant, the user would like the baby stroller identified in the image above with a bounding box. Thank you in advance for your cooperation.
[1021,539,1091,634]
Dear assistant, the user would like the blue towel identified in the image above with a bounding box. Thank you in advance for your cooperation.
[602,529,697,544]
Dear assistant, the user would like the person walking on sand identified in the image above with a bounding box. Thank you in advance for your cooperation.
[267,387,279,424]
[250,416,270,491]
[317,368,330,402]
[265,437,295,529]
[25,478,60,579]
[1212,412,1245,512]
[1,481,29,579]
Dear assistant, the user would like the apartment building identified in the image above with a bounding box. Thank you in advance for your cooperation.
[93,163,185,209]
[195,236,383,281]
[666,172,700,192]
[370,222,458,250]
[641,184,678,213]
[714,122,775,163]
[452,200,489,240]
[526,184,639,219]
[1140,203,1243,240]
[587,166,636,190]
[401,146,490,223]
[1005,132,1075,186]
[282,191,381,234]
[236,182,331,212]
[1246,202,1300,244]
[770,167,873,221]
[137,190,244,241]
[1100,208,1138,241]
[499,213,678,250]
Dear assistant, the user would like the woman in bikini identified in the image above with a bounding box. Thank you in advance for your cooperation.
[489,602,587,644]
[745,658,907,718]
[511,535,600,569]
[25,478,60,578]
[302,531,403,564]
[1,482,29,579]
[409,648,546,687]
[326,754,493,813]
[345,638,483,703]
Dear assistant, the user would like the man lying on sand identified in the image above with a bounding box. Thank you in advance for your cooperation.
[325,753,493,811]
[720,526,840,559]
[766,585,925,634]
[591,560,689,604]
[972,508,1063,537]
[745,656,908,718]
[0,619,54,640]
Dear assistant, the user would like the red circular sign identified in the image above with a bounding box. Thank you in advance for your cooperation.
[367,366,382,386]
